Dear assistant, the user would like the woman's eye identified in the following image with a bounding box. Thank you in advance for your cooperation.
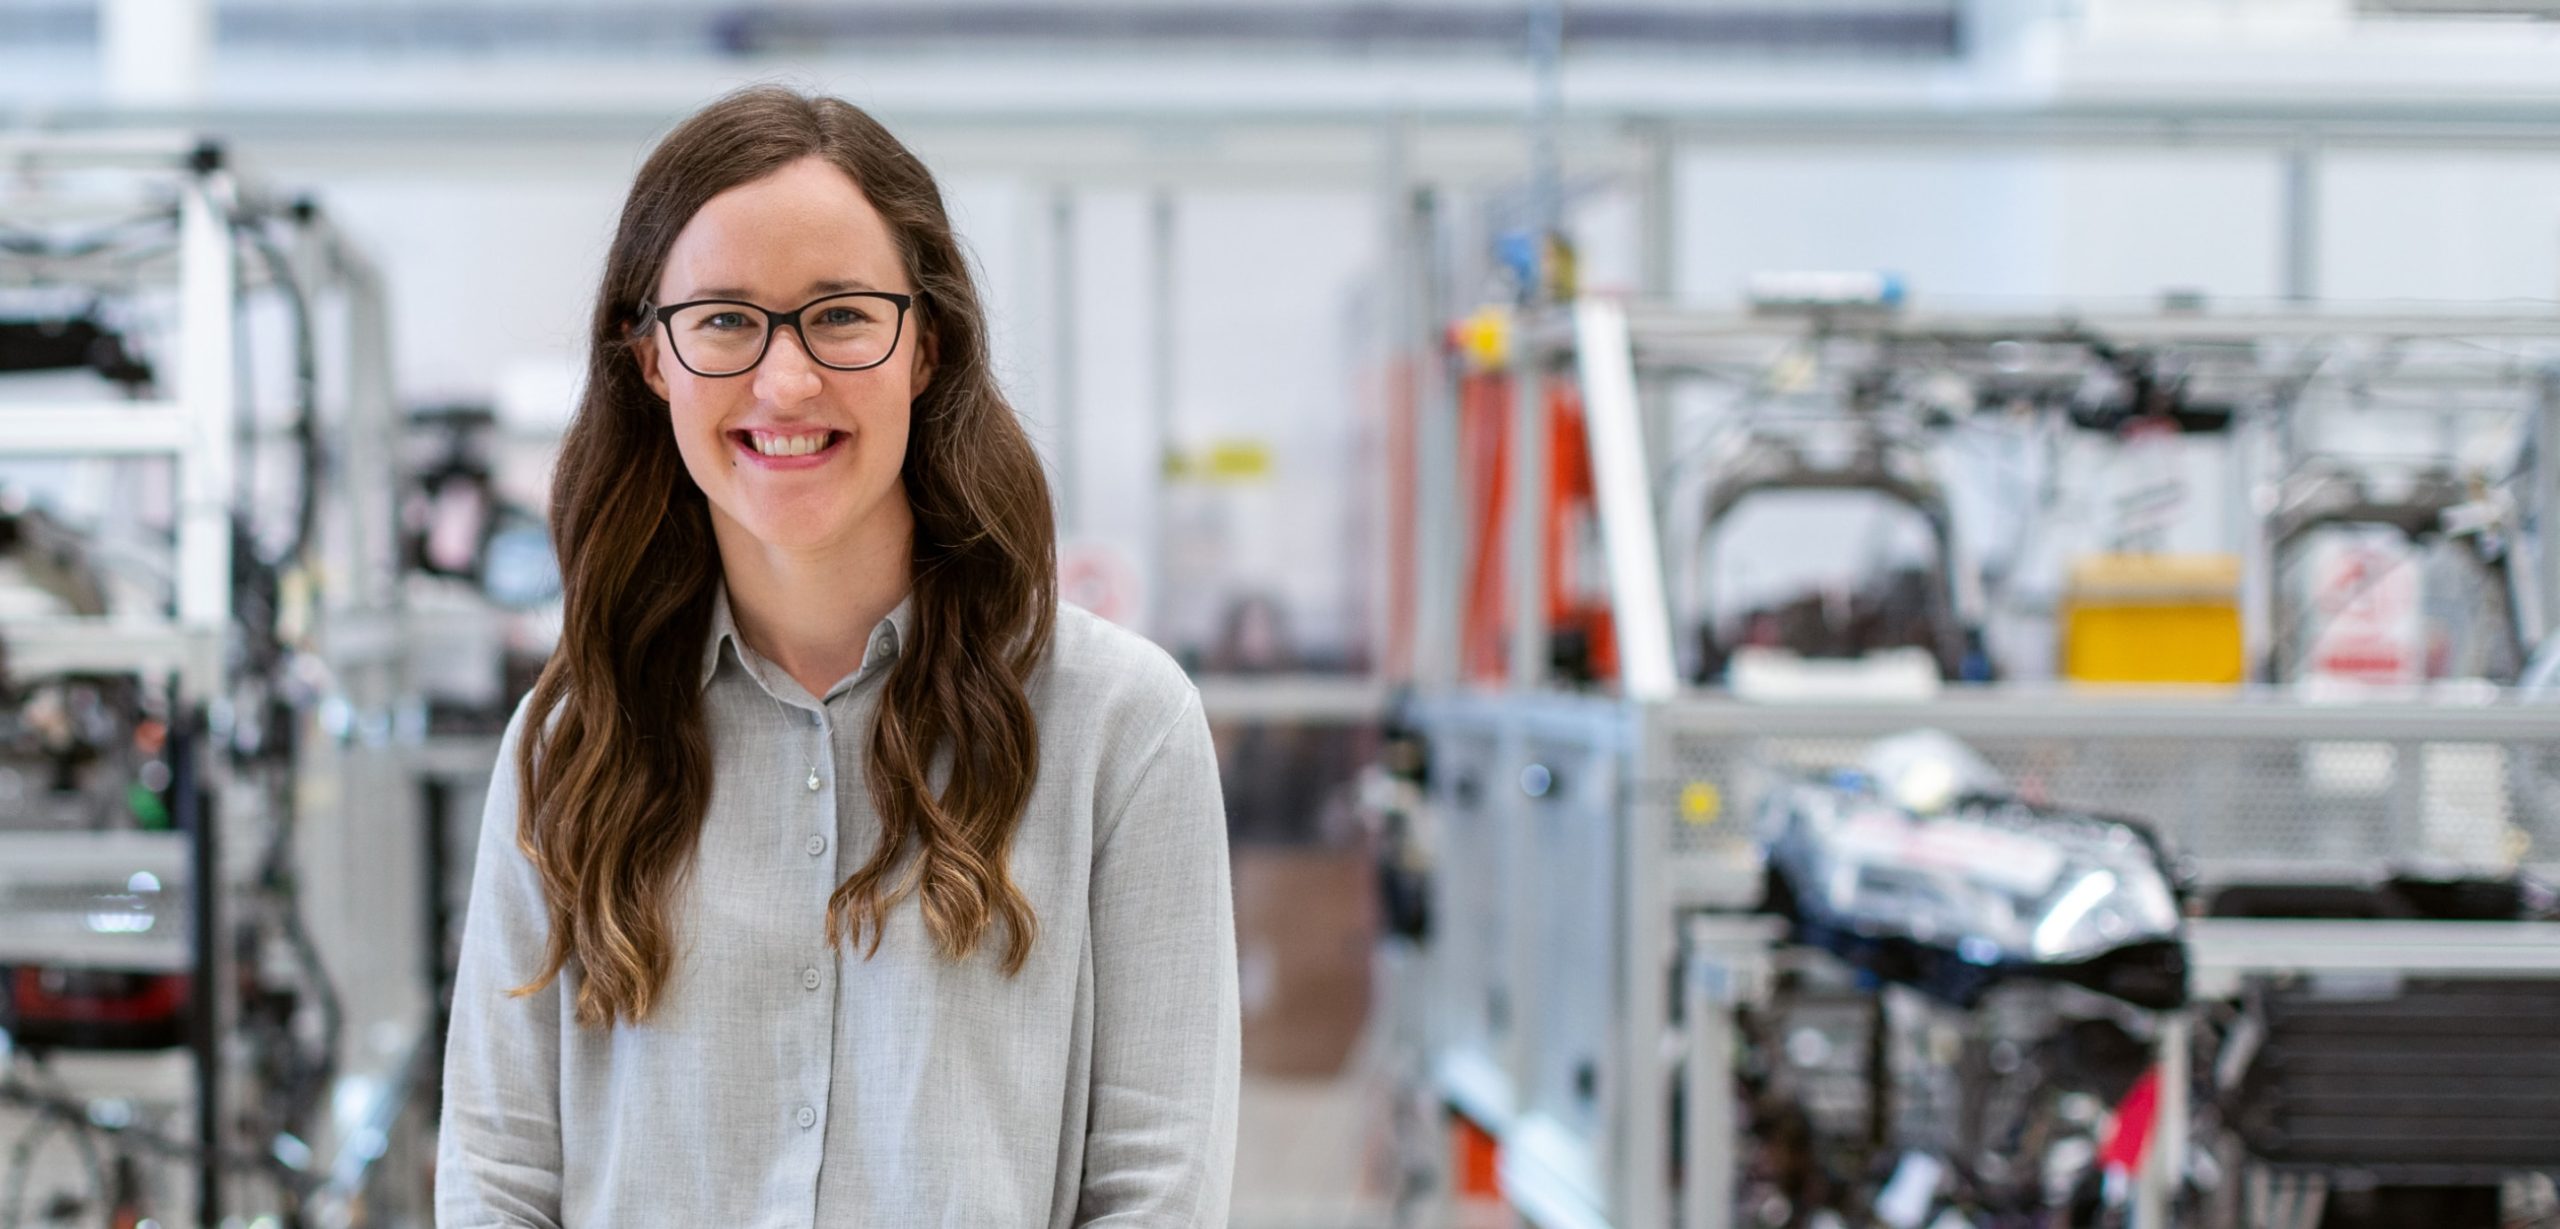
[817,307,870,327]
[703,311,753,331]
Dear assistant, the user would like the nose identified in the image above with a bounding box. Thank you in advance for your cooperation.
[751,325,824,408]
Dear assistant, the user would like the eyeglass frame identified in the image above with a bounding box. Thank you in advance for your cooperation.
[635,289,921,378]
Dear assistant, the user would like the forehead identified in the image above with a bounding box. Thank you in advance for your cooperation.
[657,155,905,302]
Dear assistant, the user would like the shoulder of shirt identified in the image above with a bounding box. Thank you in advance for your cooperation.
[491,685,576,776]
[1039,600,1199,732]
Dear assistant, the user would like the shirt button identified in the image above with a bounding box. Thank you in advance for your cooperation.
[796,1105,817,1130]
[809,710,823,728]
[802,967,822,991]
[805,833,827,858]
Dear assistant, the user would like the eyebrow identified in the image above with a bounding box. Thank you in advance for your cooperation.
[679,278,888,302]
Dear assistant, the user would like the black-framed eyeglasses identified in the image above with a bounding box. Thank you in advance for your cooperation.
[638,290,917,378]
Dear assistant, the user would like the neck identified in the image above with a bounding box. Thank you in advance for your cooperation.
[713,493,915,700]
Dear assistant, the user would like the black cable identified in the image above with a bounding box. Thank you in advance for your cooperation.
[0,1111,54,1229]
[0,1083,309,1198]
[256,754,344,1143]
[0,1087,108,1229]
[231,213,323,571]
[0,210,177,264]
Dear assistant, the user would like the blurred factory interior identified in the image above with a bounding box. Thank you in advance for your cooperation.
[7,0,2560,1225]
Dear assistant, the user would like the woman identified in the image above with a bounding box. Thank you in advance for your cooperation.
[436,87,1238,1228]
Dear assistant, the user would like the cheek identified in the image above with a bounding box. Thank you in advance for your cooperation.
[664,381,738,470]
[849,372,915,442]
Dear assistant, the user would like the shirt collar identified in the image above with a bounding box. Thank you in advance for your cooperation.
[697,581,914,694]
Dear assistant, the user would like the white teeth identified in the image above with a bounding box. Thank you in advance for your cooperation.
[747,431,831,458]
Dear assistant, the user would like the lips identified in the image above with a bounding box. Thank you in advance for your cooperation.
[728,428,844,469]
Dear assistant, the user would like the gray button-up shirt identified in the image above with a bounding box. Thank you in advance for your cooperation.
[436,593,1239,1227]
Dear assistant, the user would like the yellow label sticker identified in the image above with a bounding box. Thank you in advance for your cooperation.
[1679,781,1722,826]
[1455,306,1512,370]
[1163,439,1274,483]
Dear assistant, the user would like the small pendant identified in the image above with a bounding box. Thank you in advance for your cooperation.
[806,767,822,792]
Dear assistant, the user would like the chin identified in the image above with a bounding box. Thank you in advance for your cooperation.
[735,510,860,553]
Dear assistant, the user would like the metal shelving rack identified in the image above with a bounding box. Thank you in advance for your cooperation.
[1,137,238,692]
[2,132,415,1227]
[1,133,244,1225]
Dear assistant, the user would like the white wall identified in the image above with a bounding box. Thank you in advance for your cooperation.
[76,1,2549,670]
[257,128,2560,670]
[1672,146,2302,307]
[243,148,1382,663]
[2323,151,2560,304]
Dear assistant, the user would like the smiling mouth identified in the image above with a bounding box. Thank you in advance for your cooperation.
[732,429,844,459]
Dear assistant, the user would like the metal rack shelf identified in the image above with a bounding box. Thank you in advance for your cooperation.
[0,831,192,971]
[0,616,220,693]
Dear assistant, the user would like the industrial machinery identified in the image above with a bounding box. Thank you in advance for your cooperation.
[1757,730,2187,1015]
[0,135,430,1229]
[1735,729,2188,1227]
[1392,297,2560,1229]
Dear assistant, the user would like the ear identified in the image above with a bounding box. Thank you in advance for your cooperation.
[907,317,937,403]
[634,330,671,403]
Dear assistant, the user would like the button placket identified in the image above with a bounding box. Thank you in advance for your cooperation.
[806,719,833,860]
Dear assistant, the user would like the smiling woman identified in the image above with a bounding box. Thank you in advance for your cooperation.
[637,156,927,630]
[434,87,1238,1229]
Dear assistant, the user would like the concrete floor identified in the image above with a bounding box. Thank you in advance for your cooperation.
[1233,1068,1399,1229]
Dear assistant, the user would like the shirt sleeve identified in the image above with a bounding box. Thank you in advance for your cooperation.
[1077,688,1241,1226]
[435,702,567,1229]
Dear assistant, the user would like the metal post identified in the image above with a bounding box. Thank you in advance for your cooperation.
[2282,135,2321,304]
[1496,714,1538,1117]
[177,162,235,1228]
[1411,185,1462,691]
[1509,0,1566,692]
[1681,915,1770,1229]
[1390,113,1464,690]
[1510,327,1550,690]
[2234,406,2273,680]
[1383,117,1417,682]
[1573,299,1678,701]
[422,776,454,1038]
[2536,365,2560,649]
[2136,1011,2192,1229]
[1615,709,1670,1228]
[1637,121,1676,302]
[1051,187,1082,536]
[1148,188,1177,640]
[174,696,221,1225]
[340,242,400,614]
[1527,0,1565,253]
[178,166,236,696]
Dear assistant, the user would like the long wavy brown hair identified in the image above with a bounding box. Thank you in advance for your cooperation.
[513,87,1057,1028]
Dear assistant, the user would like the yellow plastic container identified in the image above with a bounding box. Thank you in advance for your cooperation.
[2061,554,2245,685]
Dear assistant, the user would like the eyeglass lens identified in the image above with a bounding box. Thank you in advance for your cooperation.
[667,293,903,376]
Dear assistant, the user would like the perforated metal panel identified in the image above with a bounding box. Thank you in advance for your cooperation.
[1415,694,1639,1217]
[1416,691,2560,1229]
[1515,716,1628,1170]
[1426,710,1511,1069]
